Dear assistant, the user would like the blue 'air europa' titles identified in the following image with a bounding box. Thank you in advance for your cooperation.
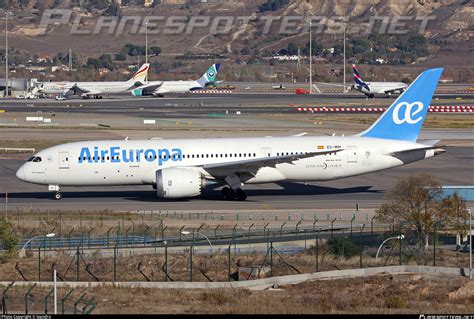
[78,146,183,166]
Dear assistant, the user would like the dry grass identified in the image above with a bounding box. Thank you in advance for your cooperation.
[1,274,473,314]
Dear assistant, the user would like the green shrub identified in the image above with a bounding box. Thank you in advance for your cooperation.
[326,237,361,259]
[384,295,407,308]
[0,218,19,262]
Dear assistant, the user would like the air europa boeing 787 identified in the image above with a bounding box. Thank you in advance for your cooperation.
[16,68,445,201]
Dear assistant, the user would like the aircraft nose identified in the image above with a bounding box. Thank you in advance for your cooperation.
[16,165,25,181]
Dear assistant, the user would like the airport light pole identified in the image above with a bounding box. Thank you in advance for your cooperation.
[145,21,148,82]
[19,233,56,258]
[468,209,472,279]
[343,23,346,93]
[181,230,213,254]
[375,234,404,260]
[5,13,9,97]
[309,20,312,94]
[145,21,148,64]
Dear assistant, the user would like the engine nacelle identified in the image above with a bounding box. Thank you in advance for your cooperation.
[156,168,204,198]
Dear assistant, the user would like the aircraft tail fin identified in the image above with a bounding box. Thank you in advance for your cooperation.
[128,63,150,85]
[196,63,220,87]
[358,68,444,142]
[352,64,370,91]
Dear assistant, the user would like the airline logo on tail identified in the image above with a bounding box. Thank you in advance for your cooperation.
[392,101,424,124]
[196,63,220,87]
[352,64,370,91]
[130,63,150,84]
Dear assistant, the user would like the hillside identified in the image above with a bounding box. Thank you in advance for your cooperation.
[0,0,472,82]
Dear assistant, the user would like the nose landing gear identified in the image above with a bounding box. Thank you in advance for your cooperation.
[48,185,62,200]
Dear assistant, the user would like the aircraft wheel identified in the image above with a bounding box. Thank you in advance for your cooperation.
[235,189,247,201]
[221,187,235,200]
[53,192,62,200]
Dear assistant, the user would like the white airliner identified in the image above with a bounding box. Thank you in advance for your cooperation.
[316,64,408,98]
[16,68,444,201]
[130,64,220,97]
[36,63,150,99]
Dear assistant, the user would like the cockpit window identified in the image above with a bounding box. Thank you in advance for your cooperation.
[27,157,35,162]
[33,157,42,162]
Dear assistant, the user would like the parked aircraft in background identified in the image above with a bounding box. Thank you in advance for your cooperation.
[315,64,408,98]
[16,68,444,201]
[36,63,150,99]
[130,64,220,97]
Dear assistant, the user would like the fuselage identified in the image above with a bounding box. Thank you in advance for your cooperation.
[16,136,436,187]
[355,82,408,95]
[76,81,134,94]
[155,80,202,94]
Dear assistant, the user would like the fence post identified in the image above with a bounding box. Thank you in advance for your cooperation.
[38,245,41,281]
[227,244,232,281]
[61,288,74,314]
[164,243,168,282]
[248,224,254,242]
[371,216,376,235]
[24,283,36,315]
[44,288,54,314]
[359,224,365,268]
[2,282,14,315]
[263,223,269,241]
[316,229,320,272]
[331,218,337,239]
[312,218,318,233]
[350,215,355,237]
[106,227,113,249]
[280,222,286,240]
[270,242,273,277]
[76,246,80,281]
[189,244,193,282]
[113,244,117,282]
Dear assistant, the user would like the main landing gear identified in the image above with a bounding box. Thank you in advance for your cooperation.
[221,186,247,201]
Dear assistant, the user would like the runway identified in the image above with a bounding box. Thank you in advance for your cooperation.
[1,93,473,119]
[1,146,472,211]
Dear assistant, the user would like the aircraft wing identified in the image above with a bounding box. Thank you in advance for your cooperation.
[129,81,164,92]
[129,81,166,96]
[202,149,344,179]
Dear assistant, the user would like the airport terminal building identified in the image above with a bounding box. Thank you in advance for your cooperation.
[0,78,30,97]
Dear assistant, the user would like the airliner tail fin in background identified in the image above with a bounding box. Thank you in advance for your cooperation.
[359,68,444,142]
[128,63,150,85]
[196,63,220,87]
[353,64,370,91]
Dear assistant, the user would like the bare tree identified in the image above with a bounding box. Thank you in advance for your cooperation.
[375,174,468,264]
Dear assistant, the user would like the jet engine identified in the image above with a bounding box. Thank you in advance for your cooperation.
[156,168,205,198]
